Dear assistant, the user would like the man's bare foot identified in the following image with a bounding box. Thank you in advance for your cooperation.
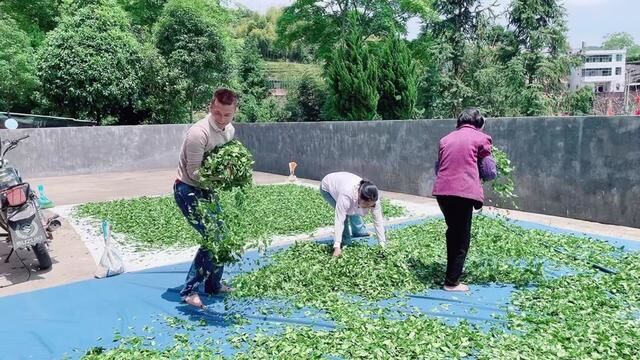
[443,283,470,292]
[184,293,204,308]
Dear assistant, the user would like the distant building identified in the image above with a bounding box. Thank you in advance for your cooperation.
[569,45,626,93]
[627,61,640,93]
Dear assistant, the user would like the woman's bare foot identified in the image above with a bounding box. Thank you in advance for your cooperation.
[443,283,470,292]
[183,293,204,308]
[219,283,234,293]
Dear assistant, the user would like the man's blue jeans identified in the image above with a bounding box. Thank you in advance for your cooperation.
[174,180,224,297]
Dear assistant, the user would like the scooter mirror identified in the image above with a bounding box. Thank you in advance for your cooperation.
[4,118,18,130]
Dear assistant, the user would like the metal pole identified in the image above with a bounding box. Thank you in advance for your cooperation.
[624,69,630,114]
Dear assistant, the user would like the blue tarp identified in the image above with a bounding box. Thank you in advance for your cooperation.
[0,218,637,359]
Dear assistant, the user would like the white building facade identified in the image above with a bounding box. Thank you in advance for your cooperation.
[569,48,626,93]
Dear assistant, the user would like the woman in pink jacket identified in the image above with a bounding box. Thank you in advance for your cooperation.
[433,108,497,292]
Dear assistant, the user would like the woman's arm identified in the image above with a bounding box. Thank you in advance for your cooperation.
[371,201,386,247]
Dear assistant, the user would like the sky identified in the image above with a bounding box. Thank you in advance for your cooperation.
[229,0,640,49]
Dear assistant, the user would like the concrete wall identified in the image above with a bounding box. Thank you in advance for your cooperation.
[235,120,450,198]
[2,117,639,228]
[484,116,639,228]
[235,117,640,228]
[0,124,189,178]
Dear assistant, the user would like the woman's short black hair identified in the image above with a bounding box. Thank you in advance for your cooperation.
[358,180,379,202]
[456,107,485,129]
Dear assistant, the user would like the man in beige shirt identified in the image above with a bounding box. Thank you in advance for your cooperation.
[173,88,237,308]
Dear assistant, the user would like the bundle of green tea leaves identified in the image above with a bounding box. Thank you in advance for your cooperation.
[195,139,256,263]
[489,146,517,208]
[198,139,255,192]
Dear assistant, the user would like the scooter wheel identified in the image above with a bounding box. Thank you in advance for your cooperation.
[32,243,52,270]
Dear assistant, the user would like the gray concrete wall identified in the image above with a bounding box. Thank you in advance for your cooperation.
[2,117,639,227]
[0,124,189,178]
[235,120,450,197]
[484,116,640,228]
[234,117,640,228]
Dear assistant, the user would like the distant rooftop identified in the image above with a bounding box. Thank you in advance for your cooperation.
[574,43,626,53]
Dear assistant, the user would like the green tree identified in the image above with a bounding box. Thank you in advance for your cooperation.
[567,86,595,116]
[325,20,379,120]
[233,7,276,57]
[415,0,576,118]
[0,0,61,45]
[119,42,189,124]
[462,21,521,117]
[154,0,231,120]
[231,6,307,62]
[421,0,491,117]
[234,38,272,123]
[603,32,640,61]
[234,95,260,123]
[58,0,112,14]
[236,96,289,123]
[277,0,435,60]
[428,0,485,79]
[286,72,327,122]
[0,14,40,112]
[255,97,288,123]
[37,0,144,123]
[411,33,442,118]
[117,0,168,28]
[507,0,576,115]
[464,45,511,117]
[376,36,418,119]
[238,38,270,101]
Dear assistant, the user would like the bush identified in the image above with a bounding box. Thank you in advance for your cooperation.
[286,72,327,122]
[0,14,40,112]
[37,1,144,123]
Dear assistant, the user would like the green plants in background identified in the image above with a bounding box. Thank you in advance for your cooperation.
[324,17,379,121]
[376,36,419,120]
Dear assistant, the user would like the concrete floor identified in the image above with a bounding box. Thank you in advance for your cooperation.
[2,169,639,297]
[0,210,97,297]
[0,170,295,296]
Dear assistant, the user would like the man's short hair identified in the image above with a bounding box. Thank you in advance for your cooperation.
[211,88,238,106]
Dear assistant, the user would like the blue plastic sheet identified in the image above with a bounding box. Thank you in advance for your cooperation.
[0,217,637,359]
